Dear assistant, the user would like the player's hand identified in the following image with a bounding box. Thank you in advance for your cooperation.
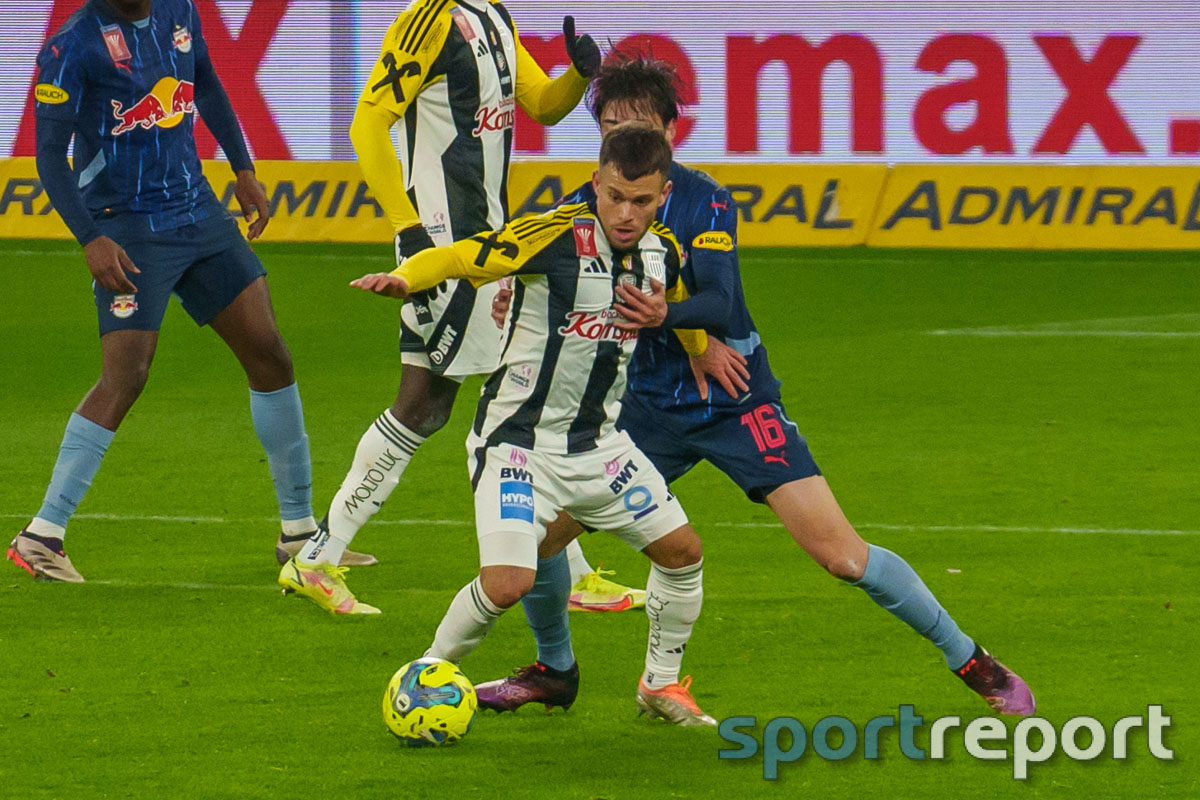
[613,279,667,331]
[350,272,410,298]
[492,277,514,329]
[688,337,750,401]
[84,235,140,294]
[562,16,600,78]
[234,169,270,240]
[395,223,436,267]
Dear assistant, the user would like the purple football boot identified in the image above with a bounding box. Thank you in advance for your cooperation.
[475,662,579,713]
[955,645,1036,716]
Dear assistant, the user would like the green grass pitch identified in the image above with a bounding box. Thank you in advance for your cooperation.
[0,240,1196,799]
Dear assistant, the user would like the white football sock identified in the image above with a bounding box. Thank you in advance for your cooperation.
[425,577,504,663]
[641,559,704,689]
[303,410,424,565]
[565,539,593,584]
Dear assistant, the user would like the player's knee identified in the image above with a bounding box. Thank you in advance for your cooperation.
[479,570,534,609]
[254,335,295,388]
[648,528,703,570]
[824,553,866,582]
[101,357,152,401]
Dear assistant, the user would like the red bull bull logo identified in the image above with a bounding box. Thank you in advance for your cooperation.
[111,77,195,136]
[109,295,138,319]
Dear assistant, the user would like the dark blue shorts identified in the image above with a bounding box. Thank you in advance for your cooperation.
[92,201,266,336]
[617,392,821,504]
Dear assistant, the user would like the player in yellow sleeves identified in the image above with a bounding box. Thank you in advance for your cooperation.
[279,4,643,615]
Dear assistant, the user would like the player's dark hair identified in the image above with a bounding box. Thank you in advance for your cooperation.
[587,52,681,126]
[598,124,673,181]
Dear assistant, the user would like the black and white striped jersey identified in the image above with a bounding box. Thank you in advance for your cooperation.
[393,201,708,454]
[358,0,585,242]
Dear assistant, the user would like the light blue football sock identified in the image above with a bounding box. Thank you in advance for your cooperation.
[521,552,576,672]
[853,544,977,670]
[249,383,314,523]
[35,413,115,532]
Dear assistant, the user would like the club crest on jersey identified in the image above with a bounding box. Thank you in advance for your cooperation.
[101,24,131,66]
[472,97,514,136]
[172,26,192,53]
[110,294,137,319]
[573,219,598,257]
[642,250,667,284]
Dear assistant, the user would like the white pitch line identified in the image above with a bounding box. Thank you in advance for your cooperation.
[1,512,1194,536]
[927,329,1200,338]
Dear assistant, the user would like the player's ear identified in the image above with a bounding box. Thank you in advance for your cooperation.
[591,169,600,193]
[664,119,678,145]
[659,179,673,208]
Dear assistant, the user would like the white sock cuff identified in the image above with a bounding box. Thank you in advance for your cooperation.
[377,410,426,453]
[469,577,504,620]
[651,558,703,584]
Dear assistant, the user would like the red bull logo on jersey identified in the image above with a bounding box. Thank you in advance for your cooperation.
[559,310,637,344]
[172,26,192,53]
[472,97,515,137]
[111,77,195,136]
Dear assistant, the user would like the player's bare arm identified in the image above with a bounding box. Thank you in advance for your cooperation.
[350,273,410,298]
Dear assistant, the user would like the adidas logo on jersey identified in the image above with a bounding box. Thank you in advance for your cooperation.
[583,259,607,275]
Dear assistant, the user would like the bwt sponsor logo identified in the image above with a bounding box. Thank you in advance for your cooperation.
[719,705,1175,781]
[608,460,638,494]
[559,310,637,344]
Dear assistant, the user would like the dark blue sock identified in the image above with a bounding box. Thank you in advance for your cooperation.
[521,552,575,672]
[853,544,976,670]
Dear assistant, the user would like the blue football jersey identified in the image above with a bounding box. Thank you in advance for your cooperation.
[33,0,215,230]
[567,162,781,413]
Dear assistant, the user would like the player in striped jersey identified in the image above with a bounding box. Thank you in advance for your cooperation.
[279,3,638,609]
[349,125,719,726]
[485,55,1035,717]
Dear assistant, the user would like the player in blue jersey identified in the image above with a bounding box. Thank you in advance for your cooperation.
[6,0,338,582]
[478,55,1035,717]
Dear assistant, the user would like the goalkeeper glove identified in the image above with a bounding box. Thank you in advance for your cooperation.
[395,223,436,267]
[562,16,600,78]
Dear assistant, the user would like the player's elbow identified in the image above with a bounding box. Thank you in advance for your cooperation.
[348,105,391,157]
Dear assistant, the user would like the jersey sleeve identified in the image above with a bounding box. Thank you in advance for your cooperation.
[393,208,574,291]
[32,31,88,123]
[662,185,739,333]
[513,32,588,125]
[656,232,708,356]
[350,6,451,233]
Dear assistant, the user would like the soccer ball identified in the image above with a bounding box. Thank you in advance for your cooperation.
[382,657,477,747]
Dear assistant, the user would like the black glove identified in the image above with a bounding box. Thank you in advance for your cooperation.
[563,16,600,78]
[394,223,436,267]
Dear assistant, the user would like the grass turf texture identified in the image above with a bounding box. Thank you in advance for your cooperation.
[0,241,1196,799]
